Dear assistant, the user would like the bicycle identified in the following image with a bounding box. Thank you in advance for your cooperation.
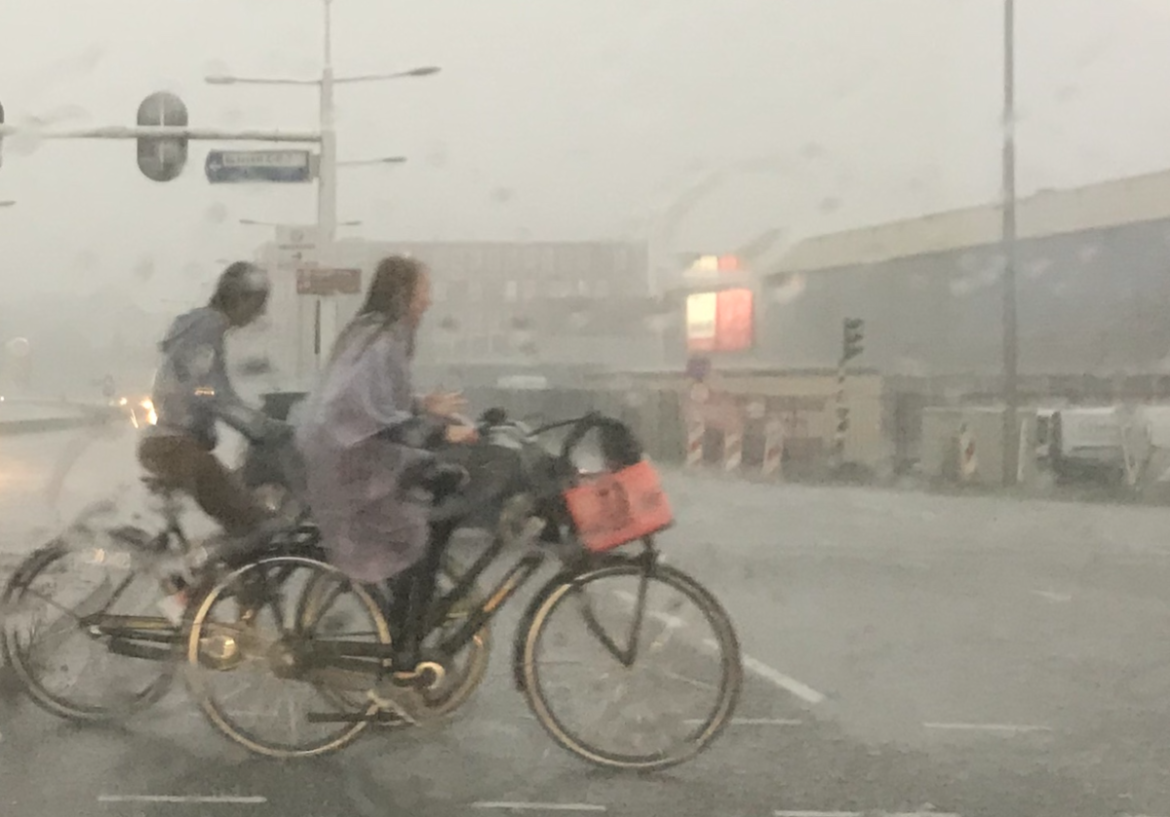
[185,410,743,771]
[1,432,490,731]
[0,434,320,723]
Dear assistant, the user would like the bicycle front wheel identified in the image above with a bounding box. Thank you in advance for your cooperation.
[184,555,391,759]
[520,557,742,771]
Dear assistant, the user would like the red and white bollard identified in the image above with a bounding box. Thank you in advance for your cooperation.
[762,416,784,479]
[686,417,705,469]
[723,424,743,474]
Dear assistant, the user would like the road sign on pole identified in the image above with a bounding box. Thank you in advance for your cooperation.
[205,149,315,184]
[296,268,362,296]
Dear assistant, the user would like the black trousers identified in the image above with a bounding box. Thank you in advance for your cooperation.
[378,518,456,671]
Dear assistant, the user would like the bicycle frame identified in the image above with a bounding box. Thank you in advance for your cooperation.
[301,527,661,675]
[67,504,191,661]
[79,521,321,661]
[271,411,666,680]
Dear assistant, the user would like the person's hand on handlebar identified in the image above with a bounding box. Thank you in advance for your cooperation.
[445,423,479,445]
[422,390,467,419]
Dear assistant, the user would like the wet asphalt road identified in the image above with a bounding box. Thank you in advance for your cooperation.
[3,423,1170,816]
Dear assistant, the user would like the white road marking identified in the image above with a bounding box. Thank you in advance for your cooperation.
[734,648,826,705]
[471,803,607,812]
[923,722,1052,734]
[611,590,826,705]
[774,812,960,817]
[686,717,802,726]
[1032,589,1072,602]
[97,795,267,805]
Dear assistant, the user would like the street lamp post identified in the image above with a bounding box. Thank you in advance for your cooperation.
[204,0,438,244]
[205,0,438,380]
[1001,0,1020,486]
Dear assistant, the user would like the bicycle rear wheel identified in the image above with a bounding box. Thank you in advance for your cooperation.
[184,555,390,759]
[1,536,177,722]
[520,557,742,771]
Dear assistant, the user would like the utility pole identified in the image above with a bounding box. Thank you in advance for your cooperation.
[204,0,438,380]
[836,318,865,469]
[318,0,338,244]
[1001,0,1020,486]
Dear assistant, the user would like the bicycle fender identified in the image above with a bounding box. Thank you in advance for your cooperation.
[7,539,68,591]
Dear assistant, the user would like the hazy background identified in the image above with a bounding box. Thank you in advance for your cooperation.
[2,0,1170,311]
[2,0,1170,397]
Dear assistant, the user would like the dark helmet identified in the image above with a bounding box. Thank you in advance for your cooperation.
[210,261,271,312]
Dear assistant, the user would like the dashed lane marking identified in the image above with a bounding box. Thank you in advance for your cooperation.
[923,722,1052,735]
[774,811,960,817]
[470,803,607,812]
[704,717,803,726]
[97,795,267,805]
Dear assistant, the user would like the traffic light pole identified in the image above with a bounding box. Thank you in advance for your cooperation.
[835,318,864,470]
[0,124,321,142]
[834,356,848,465]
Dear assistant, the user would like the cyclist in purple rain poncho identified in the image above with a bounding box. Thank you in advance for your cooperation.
[295,255,475,720]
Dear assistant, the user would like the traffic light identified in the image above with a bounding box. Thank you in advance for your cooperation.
[136,91,188,182]
[843,317,864,363]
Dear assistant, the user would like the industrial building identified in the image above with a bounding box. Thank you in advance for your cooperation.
[251,237,655,390]
[634,169,1170,473]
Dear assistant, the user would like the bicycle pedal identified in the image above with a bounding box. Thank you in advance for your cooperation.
[389,661,446,690]
[372,710,411,726]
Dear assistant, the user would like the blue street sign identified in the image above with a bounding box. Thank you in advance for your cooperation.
[204,149,314,184]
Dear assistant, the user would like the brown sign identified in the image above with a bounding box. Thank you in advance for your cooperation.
[296,267,362,296]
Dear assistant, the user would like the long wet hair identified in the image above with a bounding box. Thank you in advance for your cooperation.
[328,255,425,364]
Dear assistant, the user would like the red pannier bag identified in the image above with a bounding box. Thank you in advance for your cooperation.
[562,459,674,553]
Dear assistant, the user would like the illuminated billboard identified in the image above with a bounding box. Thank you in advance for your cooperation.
[686,254,742,275]
[686,288,754,353]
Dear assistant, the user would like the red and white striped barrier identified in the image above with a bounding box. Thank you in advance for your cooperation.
[686,417,705,469]
[723,424,743,474]
[762,416,784,479]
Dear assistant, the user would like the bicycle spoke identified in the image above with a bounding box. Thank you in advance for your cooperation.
[522,562,742,770]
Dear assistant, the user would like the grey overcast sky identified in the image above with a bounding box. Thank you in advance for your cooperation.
[2,0,1170,309]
